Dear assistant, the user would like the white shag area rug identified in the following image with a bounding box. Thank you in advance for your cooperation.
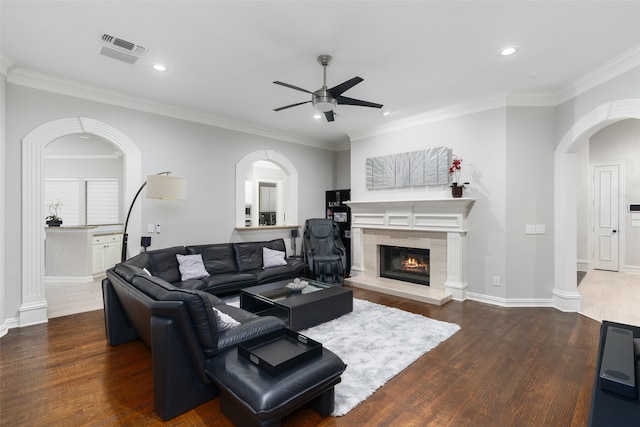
[223,296,460,416]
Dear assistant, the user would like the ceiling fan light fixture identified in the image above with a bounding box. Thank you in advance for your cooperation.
[313,89,337,112]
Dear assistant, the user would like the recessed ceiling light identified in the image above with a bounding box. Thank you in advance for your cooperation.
[499,46,518,56]
[313,112,322,119]
[382,110,390,117]
[153,64,168,71]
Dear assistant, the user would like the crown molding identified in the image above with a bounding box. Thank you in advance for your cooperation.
[556,43,640,105]
[45,154,122,160]
[348,94,508,142]
[6,67,334,150]
[349,44,640,143]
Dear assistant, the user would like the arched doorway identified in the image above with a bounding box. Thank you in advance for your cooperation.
[21,117,140,326]
[235,150,298,228]
[553,99,640,312]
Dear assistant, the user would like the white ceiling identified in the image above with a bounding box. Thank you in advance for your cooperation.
[2,1,640,147]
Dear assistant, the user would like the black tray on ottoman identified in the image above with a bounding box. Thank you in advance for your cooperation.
[238,329,322,376]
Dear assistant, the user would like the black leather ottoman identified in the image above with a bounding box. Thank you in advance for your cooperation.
[206,347,346,427]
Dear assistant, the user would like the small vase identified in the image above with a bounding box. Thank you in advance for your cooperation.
[451,186,463,198]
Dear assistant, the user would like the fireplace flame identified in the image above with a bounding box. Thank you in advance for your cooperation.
[403,257,428,272]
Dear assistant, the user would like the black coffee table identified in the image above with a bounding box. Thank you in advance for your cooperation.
[240,279,353,330]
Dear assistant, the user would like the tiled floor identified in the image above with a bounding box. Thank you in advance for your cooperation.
[45,270,640,326]
[578,269,640,327]
[46,277,104,319]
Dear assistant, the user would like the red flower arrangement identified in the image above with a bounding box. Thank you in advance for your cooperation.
[449,155,464,188]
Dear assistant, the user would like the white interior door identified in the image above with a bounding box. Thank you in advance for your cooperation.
[593,164,619,271]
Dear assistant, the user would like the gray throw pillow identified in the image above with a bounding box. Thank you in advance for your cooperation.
[263,247,287,268]
[212,307,241,331]
[176,254,209,280]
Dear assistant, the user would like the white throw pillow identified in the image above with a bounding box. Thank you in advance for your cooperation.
[212,307,241,331]
[176,254,209,281]
[263,247,287,268]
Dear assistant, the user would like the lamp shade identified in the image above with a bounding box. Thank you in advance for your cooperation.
[145,174,187,200]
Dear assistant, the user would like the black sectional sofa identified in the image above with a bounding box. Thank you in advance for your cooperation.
[103,238,346,422]
[121,238,306,295]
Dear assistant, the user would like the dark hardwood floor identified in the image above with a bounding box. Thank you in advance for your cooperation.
[0,287,599,426]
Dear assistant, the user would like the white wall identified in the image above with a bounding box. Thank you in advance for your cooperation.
[589,118,640,270]
[505,107,556,300]
[555,67,640,143]
[335,149,351,191]
[350,108,510,301]
[3,84,337,323]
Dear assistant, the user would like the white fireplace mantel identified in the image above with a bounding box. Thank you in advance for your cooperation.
[346,198,475,232]
[346,198,475,303]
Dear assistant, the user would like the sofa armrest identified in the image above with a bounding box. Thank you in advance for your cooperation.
[151,313,218,420]
[102,277,139,345]
[216,316,286,351]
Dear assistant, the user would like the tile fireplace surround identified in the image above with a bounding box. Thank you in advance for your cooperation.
[345,199,475,305]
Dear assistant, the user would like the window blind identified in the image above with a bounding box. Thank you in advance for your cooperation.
[86,179,119,225]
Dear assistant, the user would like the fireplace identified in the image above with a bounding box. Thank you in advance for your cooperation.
[379,245,430,286]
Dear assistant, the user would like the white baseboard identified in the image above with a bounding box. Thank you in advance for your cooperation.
[45,276,93,284]
[466,292,555,308]
[622,265,640,274]
[577,259,590,272]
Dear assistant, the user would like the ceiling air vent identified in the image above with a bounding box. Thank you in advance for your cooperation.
[99,33,147,64]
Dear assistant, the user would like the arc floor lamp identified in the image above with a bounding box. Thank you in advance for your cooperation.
[121,171,187,261]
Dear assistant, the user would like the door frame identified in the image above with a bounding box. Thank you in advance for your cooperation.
[589,161,625,272]
[21,117,140,326]
[554,98,640,312]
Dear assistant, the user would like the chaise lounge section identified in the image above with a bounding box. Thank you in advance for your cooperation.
[103,238,345,423]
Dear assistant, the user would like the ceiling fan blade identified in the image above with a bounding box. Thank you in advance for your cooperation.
[337,95,383,109]
[273,81,313,94]
[273,100,311,112]
[328,76,363,96]
[324,111,335,122]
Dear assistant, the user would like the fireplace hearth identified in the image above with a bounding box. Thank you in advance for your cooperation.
[379,245,430,286]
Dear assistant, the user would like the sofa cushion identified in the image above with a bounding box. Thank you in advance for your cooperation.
[172,279,209,291]
[131,273,222,352]
[176,254,210,280]
[201,273,256,290]
[233,242,263,272]
[264,238,287,252]
[186,243,238,275]
[233,239,287,272]
[146,246,188,283]
[122,252,151,270]
[251,259,306,284]
[114,262,147,283]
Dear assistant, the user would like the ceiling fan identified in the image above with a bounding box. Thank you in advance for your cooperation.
[273,54,383,122]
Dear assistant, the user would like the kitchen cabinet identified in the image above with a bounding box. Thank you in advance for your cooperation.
[92,234,122,274]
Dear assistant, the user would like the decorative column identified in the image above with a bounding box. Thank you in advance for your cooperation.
[444,231,467,300]
[21,117,140,327]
